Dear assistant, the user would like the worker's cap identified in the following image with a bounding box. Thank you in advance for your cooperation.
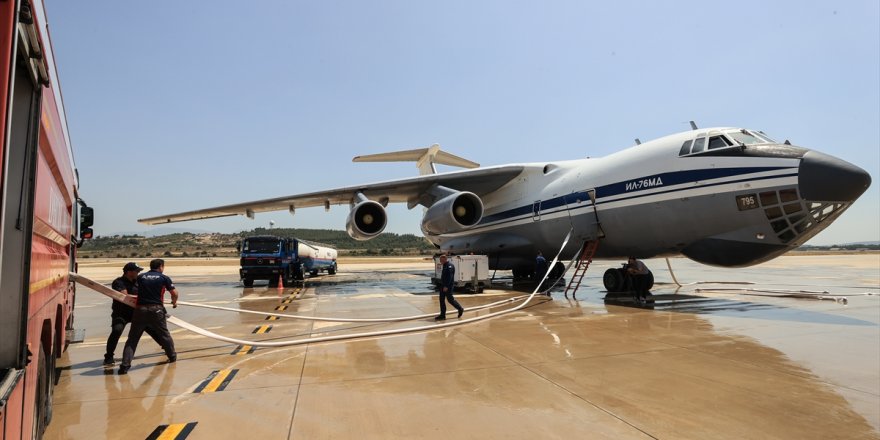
[122,262,144,272]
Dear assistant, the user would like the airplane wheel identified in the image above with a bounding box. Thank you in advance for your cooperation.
[243,278,254,287]
[646,271,654,290]
[603,268,624,292]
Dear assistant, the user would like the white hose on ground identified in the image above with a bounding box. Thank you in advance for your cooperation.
[71,229,574,348]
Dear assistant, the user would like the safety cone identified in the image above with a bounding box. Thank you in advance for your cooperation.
[277,274,284,291]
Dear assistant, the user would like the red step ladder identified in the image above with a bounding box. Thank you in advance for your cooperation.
[564,240,600,298]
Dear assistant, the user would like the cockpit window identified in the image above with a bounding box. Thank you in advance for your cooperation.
[679,140,693,156]
[692,137,706,153]
[727,129,774,145]
[707,135,733,150]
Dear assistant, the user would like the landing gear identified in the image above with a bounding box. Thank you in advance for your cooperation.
[603,266,654,293]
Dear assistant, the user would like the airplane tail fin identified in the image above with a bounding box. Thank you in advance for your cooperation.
[352,144,479,175]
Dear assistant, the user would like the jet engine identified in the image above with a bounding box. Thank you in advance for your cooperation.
[346,199,387,241]
[421,191,483,236]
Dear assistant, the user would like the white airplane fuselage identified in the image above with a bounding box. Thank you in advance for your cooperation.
[426,128,870,271]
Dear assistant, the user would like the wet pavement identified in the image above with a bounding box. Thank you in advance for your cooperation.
[46,255,880,439]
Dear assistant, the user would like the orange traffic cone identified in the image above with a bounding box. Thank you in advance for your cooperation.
[277,274,284,291]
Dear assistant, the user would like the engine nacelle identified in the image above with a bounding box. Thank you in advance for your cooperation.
[346,200,387,241]
[421,192,483,236]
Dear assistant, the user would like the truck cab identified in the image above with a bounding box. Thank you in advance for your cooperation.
[239,235,337,287]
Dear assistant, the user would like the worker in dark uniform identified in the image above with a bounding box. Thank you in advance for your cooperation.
[535,251,548,292]
[626,256,650,302]
[103,262,162,365]
[119,259,179,374]
[435,255,464,321]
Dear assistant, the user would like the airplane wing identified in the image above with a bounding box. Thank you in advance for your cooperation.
[138,165,525,225]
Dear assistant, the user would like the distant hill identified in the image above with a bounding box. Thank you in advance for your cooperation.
[80,227,436,259]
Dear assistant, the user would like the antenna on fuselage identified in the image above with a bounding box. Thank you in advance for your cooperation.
[689,120,698,130]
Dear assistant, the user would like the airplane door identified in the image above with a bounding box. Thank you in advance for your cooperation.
[563,189,603,242]
[532,200,541,221]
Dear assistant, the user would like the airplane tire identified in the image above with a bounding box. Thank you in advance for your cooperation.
[603,268,624,292]
[243,278,254,287]
[646,271,654,290]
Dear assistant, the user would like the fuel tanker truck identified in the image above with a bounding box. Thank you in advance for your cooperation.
[238,235,337,287]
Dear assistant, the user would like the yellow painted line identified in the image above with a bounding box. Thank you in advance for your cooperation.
[147,422,198,440]
[282,298,292,304]
[252,325,272,334]
[235,345,253,355]
[156,424,185,440]
[266,315,278,321]
[197,369,238,393]
[275,305,288,311]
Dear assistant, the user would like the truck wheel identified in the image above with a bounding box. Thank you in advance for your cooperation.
[328,265,337,275]
[282,269,293,287]
[310,270,319,277]
[32,345,49,439]
[243,278,254,287]
[603,268,624,292]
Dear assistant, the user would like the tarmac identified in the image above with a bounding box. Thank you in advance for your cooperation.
[45,254,879,439]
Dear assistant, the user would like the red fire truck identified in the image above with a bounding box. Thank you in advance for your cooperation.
[0,1,92,438]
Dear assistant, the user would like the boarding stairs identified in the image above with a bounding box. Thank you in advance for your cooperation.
[564,240,600,298]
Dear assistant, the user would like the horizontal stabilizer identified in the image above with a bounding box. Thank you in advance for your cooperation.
[353,144,479,175]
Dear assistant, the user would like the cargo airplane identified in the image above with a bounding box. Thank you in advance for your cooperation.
[140,127,871,291]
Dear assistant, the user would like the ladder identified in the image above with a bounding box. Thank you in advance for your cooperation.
[564,240,600,298]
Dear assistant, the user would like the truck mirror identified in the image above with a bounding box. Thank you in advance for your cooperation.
[76,227,93,248]
[80,206,94,229]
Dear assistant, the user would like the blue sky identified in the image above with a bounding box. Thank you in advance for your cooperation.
[47,0,878,245]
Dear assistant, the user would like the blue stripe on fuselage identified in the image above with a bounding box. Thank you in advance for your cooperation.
[476,166,795,227]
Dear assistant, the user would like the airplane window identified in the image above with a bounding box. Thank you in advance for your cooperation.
[779,188,799,203]
[771,219,788,233]
[679,140,693,156]
[727,130,766,145]
[707,136,733,150]
[764,206,783,220]
[759,191,778,207]
[692,137,706,153]
[753,131,776,143]
[783,202,802,215]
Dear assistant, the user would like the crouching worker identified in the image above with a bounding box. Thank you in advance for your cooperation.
[119,259,179,375]
[626,256,650,302]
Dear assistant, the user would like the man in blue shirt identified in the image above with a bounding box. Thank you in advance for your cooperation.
[119,259,179,374]
[435,255,464,321]
[103,262,162,365]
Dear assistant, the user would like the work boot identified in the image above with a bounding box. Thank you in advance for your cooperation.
[457,309,464,318]
[434,315,446,321]
[167,353,177,363]
[117,366,129,375]
[103,355,115,366]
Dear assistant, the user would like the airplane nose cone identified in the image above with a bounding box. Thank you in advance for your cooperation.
[799,151,872,202]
